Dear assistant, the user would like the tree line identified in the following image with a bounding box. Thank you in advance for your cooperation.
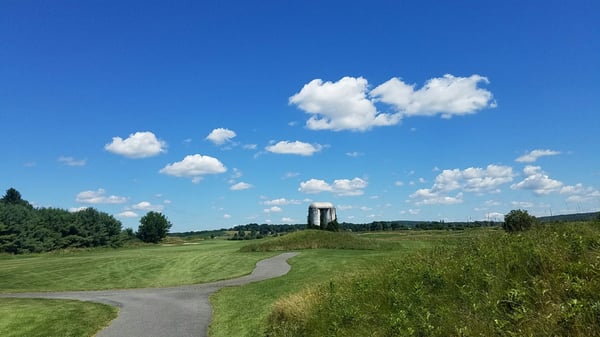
[0,188,172,254]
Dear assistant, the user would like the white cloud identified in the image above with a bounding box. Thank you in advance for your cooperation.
[76,189,128,204]
[228,168,243,183]
[371,74,495,118]
[230,182,253,191]
[395,181,404,187]
[281,217,294,223]
[431,165,515,194]
[560,183,600,203]
[58,156,86,167]
[512,201,534,208]
[410,189,464,205]
[298,177,368,196]
[266,141,323,156]
[69,206,89,213]
[485,212,504,221]
[337,204,353,210]
[289,76,400,131]
[346,151,363,157]
[289,74,495,131]
[223,214,232,219]
[206,128,237,145]
[159,154,227,181]
[511,166,563,195]
[263,198,302,206]
[515,149,561,163]
[264,206,283,213]
[243,144,257,150]
[105,131,166,158]
[410,165,513,205]
[131,201,164,212]
[118,211,139,218]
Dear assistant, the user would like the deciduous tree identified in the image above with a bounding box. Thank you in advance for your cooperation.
[137,211,172,243]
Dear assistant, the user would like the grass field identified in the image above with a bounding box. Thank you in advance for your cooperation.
[0,230,437,337]
[0,298,117,337]
[0,239,275,337]
[5,226,593,337]
[0,240,275,293]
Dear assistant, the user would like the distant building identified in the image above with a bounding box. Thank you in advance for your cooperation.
[307,202,337,228]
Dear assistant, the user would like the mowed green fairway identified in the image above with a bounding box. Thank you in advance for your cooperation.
[0,298,117,337]
[0,240,276,293]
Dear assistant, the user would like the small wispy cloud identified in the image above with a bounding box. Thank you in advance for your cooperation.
[515,149,561,163]
[58,156,86,167]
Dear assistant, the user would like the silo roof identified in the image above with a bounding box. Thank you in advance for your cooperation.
[309,202,335,208]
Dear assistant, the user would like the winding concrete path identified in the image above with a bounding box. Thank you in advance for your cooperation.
[1,252,298,337]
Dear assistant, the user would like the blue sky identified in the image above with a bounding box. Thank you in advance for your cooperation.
[1,0,599,232]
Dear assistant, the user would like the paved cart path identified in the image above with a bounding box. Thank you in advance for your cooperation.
[1,252,298,337]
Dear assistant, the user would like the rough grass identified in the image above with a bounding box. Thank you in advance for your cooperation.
[0,298,117,337]
[0,240,275,293]
[266,222,600,337]
[239,230,392,252]
[210,231,437,337]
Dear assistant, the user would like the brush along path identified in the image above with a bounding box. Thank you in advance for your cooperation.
[0,252,298,337]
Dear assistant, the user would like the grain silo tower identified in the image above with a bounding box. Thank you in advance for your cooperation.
[307,202,337,228]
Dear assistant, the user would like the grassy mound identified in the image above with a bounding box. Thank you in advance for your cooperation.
[266,222,600,337]
[239,230,388,252]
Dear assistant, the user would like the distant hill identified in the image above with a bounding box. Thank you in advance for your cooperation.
[538,212,599,223]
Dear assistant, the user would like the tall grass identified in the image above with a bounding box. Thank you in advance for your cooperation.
[266,222,600,337]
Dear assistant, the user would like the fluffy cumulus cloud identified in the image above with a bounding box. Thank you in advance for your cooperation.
[265,141,323,156]
[206,128,237,145]
[105,131,167,158]
[298,177,368,196]
[432,165,515,194]
[371,74,495,118]
[515,149,561,163]
[411,189,464,206]
[289,77,400,131]
[131,201,164,212]
[511,166,563,195]
[159,154,227,182]
[289,74,495,131]
[410,165,514,205]
[560,183,600,203]
[118,211,139,218]
[230,182,253,191]
[76,188,128,204]
[264,206,283,213]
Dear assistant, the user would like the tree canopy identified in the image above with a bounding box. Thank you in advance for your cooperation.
[137,211,172,243]
[0,188,124,253]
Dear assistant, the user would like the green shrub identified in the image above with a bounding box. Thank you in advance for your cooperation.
[503,209,537,232]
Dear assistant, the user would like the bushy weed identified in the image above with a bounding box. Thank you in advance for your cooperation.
[266,222,600,337]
